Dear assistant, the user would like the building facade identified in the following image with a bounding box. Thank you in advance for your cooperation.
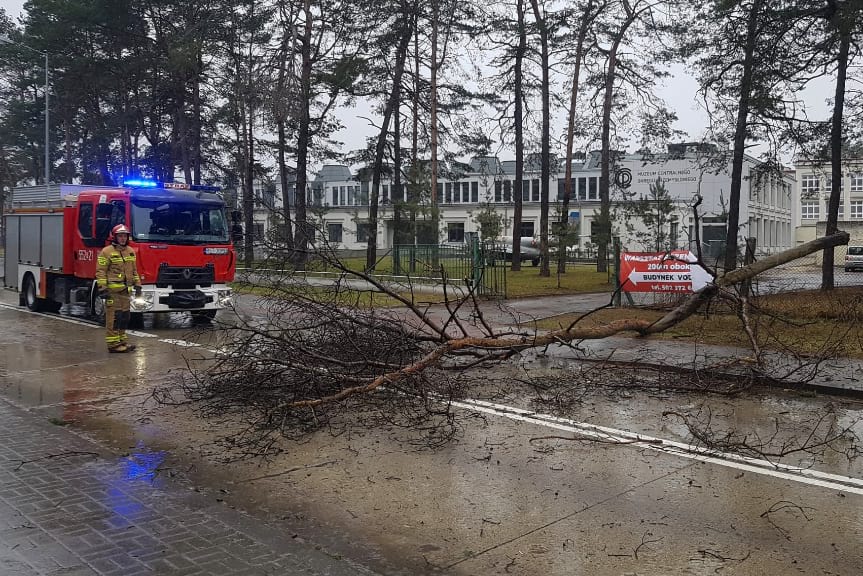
[793,157,863,247]
[251,145,795,258]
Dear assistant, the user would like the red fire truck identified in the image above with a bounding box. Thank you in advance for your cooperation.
[2,181,236,322]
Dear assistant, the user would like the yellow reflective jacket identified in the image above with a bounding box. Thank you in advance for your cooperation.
[95,243,141,292]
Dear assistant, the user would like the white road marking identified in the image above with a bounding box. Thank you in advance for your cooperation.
[0,302,100,329]
[453,398,863,496]
[158,338,202,348]
[3,300,861,495]
[126,330,159,338]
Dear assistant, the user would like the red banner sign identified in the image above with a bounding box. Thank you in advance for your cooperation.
[619,250,713,293]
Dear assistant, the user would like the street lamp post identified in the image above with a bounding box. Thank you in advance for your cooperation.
[0,34,49,194]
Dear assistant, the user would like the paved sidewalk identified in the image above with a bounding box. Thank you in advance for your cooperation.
[0,398,376,576]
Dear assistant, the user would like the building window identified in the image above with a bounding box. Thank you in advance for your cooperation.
[494,181,503,203]
[519,221,534,238]
[800,174,819,197]
[531,179,540,202]
[850,201,863,219]
[851,174,863,193]
[471,182,479,203]
[588,177,598,200]
[327,223,343,243]
[800,201,819,220]
[826,177,845,193]
[356,222,371,242]
[578,177,587,200]
[447,222,465,243]
[252,222,265,240]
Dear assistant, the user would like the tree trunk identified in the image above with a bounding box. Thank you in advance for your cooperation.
[410,24,419,246]
[242,98,255,268]
[193,50,203,186]
[511,0,527,272]
[293,0,314,270]
[277,119,295,252]
[366,9,414,271]
[598,25,628,273]
[529,0,551,277]
[430,0,440,241]
[724,0,763,273]
[821,19,850,290]
[276,22,295,253]
[558,0,593,274]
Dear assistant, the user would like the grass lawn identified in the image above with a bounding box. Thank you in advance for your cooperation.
[536,286,863,358]
[319,256,614,298]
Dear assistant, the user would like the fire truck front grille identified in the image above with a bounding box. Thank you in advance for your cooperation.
[156,264,215,288]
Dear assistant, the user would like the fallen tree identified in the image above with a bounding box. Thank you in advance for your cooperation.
[163,231,850,454]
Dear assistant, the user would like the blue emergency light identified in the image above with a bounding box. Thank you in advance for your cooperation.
[121,178,220,193]
[123,178,158,187]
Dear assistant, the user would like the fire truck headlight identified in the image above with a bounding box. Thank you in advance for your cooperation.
[130,293,154,312]
[217,289,233,307]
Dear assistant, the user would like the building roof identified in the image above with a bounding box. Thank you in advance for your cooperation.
[314,165,354,182]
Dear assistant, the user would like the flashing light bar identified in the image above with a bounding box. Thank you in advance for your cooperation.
[123,179,158,187]
[121,179,221,193]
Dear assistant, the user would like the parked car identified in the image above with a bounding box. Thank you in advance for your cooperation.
[845,246,863,272]
[488,237,541,267]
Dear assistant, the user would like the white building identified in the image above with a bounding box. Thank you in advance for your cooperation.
[793,157,863,249]
[249,144,795,258]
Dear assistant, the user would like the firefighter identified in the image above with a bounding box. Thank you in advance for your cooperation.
[95,224,142,353]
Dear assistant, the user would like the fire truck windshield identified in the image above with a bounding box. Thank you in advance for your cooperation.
[131,199,229,244]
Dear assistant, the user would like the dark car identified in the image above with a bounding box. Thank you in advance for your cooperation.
[845,246,863,272]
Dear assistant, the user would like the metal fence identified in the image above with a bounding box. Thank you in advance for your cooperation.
[393,241,507,299]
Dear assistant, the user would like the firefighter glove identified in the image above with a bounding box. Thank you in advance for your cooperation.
[134,286,142,297]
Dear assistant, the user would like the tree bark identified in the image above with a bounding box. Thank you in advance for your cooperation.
[821,11,850,290]
[529,0,551,277]
[558,0,594,274]
[511,0,527,271]
[598,5,637,273]
[724,0,763,273]
[293,0,314,270]
[366,7,414,271]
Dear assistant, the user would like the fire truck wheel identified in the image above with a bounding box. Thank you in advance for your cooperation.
[191,309,218,323]
[129,312,144,329]
[23,274,44,312]
[90,285,106,322]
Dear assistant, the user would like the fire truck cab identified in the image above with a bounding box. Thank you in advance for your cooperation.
[2,181,236,322]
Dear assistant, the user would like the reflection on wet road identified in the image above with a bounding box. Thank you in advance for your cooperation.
[1,288,863,575]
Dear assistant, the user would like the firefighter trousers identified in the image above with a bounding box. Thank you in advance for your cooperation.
[105,291,131,350]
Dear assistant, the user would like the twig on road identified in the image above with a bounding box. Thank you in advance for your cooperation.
[14,451,100,471]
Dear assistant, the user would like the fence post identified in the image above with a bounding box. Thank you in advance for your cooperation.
[741,237,756,296]
[613,237,621,307]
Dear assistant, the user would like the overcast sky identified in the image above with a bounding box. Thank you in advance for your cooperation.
[2,0,832,163]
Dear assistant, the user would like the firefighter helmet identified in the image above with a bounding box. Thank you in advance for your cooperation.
[110,224,131,241]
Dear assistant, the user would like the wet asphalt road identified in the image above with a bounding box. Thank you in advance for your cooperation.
[1,288,862,575]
